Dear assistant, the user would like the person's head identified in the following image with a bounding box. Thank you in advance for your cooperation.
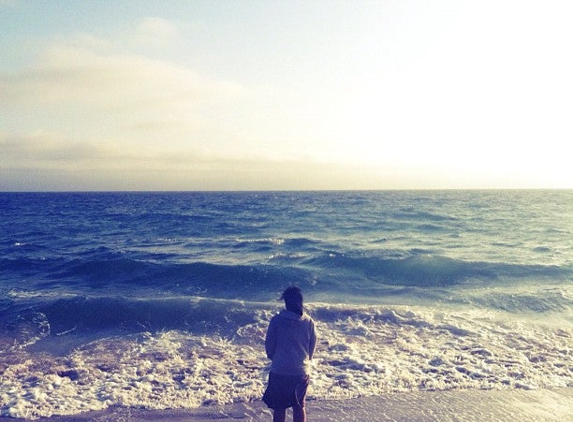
[281,286,304,316]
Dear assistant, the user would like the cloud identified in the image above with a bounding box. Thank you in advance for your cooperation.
[1,41,244,109]
[0,131,379,191]
[1,22,323,191]
[4,128,567,191]
[0,28,248,160]
[0,131,315,173]
[133,17,180,47]
[0,132,129,168]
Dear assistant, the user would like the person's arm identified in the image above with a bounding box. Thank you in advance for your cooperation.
[265,317,277,360]
[308,320,317,360]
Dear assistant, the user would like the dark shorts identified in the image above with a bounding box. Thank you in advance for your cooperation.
[262,372,310,410]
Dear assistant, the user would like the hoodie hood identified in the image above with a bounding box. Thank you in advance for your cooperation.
[279,309,302,319]
[278,309,308,326]
[278,309,309,326]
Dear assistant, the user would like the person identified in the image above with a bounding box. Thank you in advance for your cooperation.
[263,286,317,422]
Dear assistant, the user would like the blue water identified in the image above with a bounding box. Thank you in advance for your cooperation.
[1,190,572,418]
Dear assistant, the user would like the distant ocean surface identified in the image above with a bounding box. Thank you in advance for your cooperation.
[1,190,572,419]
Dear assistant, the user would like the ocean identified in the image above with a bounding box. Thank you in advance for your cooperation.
[1,190,572,420]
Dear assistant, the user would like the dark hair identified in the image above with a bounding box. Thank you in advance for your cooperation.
[281,286,304,315]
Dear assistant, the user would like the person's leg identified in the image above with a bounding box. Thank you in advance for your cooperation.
[292,405,306,422]
[273,408,286,422]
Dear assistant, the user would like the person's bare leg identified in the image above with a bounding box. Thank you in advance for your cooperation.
[273,408,286,422]
[293,406,306,422]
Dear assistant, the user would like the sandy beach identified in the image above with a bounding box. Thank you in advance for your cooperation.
[12,388,573,422]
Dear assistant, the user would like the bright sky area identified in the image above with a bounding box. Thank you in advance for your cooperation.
[1,0,572,191]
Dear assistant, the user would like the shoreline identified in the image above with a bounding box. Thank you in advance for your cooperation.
[11,387,573,422]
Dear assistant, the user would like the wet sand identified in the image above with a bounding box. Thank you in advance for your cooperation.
[15,387,573,422]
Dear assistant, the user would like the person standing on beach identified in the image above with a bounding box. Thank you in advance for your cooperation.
[263,286,317,422]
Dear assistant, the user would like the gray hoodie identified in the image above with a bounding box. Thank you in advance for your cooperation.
[265,309,317,376]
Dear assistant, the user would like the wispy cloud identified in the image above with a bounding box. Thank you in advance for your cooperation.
[133,17,180,47]
[0,23,249,165]
[0,132,134,167]
[2,38,245,109]
[1,20,351,190]
[1,131,387,191]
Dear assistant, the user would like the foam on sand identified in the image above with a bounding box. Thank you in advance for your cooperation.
[11,388,573,422]
[1,302,572,419]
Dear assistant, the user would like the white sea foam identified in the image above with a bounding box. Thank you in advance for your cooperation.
[1,303,571,419]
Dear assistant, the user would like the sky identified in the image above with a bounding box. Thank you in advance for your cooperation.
[1,0,572,191]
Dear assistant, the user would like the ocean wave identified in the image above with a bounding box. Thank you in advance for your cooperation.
[4,285,570,355]
[0,296,265,351]
[302,252,569,287]
[0,295,444,349]
[472,289,573,313]
[2,250,570,299]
